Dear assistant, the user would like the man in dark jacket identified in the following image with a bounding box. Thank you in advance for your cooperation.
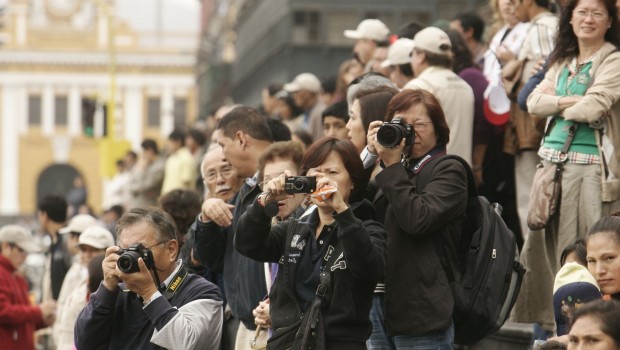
[74,207,223,350]
[192,106,273,348]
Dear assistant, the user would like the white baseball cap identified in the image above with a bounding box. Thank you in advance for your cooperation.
[283,73,321,93]
[381,38,415,67]
[59,214,98,234]
[0,225,39,253]
[344,19,390,42]
[412,27,452,56]
[78,226,115,250]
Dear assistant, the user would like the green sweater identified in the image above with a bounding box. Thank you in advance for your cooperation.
[542,61,597,155]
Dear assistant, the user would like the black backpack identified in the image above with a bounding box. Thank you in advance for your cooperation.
[416,154,525,346]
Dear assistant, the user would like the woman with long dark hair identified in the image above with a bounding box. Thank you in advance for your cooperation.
[523,0,620,332]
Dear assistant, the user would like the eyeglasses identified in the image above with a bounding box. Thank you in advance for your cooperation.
[573,9,608,21]
[146,241,168,250]
[203,166,234,183]
[412,122,433,130]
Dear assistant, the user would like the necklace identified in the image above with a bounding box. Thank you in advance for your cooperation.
[573,49,599,74]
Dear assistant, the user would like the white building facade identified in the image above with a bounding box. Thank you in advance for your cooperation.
[0,0,198,215]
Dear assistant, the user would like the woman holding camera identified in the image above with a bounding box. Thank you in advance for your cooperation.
[366,89,468,349]
[235,137,386,350]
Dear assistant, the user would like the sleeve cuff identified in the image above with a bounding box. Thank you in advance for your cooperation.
[361,146,378,169]
[142,291,163,309]
[91,282,120,310]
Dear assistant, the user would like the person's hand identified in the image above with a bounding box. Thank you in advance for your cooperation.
[201,198,235,227]
[547,334,569,345]
[532,58,546,75]
[253,299,271,327]
[376,137,405,168]
[102,247,122,292]
[39,300,56,326]
[559,95,582,112]
[117,258,159,301]
[311,175,348,213]
[496,44,516,64]
[259,171,295,205]
[366,120,383,155]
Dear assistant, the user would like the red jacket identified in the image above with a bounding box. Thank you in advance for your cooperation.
[0,255,44,350]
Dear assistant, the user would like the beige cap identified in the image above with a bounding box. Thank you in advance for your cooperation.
[413,27,452,56]
[283,73,321,93]
[381,38,415,67]
[344,19,390,42]
[553,262,599,294]
[78,226,115,250]
[59,214,98,234]
[0,225,39,253]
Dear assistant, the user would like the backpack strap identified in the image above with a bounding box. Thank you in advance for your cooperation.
[415,154,477,199]
[414,154,478,283]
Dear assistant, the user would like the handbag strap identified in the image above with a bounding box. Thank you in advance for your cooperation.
[297,242,343,348]
[558,122,578,163]
[553,122,578,182]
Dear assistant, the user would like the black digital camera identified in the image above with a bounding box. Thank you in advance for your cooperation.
[377,117,415,148]
[284,176,317,194]
[116,243,156,273]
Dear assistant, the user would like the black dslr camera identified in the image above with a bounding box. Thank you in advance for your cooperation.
[116,243,156,273]
[377,117,415,148]
[284,176,317,194]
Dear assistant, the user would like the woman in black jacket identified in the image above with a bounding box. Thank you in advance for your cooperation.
[235,137,386,350]
[366,89,468,349]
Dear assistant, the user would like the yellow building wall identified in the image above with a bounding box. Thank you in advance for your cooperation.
[19,135,103,215]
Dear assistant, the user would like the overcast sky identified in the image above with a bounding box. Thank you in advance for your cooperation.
[116,0,199,33]
[0,0,200,33]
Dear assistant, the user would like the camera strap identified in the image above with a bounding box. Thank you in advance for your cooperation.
[160,264,189,300]
[407,146,447,175]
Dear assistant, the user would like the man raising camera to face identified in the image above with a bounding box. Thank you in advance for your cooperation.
[74,207,223,350]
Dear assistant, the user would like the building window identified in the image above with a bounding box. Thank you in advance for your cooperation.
[292,11,321,45]
[55,96,68,126]
[326,12,359,45]
[147,97,161,127]
[28,95,42,125]
[173,98,187,127]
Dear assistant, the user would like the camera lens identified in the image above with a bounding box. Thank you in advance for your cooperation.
[377,124,405,148]
[117,251,140,273]
[293,178,306,190]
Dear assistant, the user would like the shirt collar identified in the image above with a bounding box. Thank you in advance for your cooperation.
[162,259,183,288]
[245,171,259,187]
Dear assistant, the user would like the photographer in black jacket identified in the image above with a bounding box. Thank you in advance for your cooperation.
[365,89,468,349]
[235,137,386,350]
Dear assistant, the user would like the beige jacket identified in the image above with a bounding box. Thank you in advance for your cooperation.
[404,66,475,165]
[527,42,620,201]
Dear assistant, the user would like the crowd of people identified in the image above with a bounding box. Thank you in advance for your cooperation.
[4,0,620,349]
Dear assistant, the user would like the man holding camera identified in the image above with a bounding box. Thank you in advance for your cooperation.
[74,207,223,350]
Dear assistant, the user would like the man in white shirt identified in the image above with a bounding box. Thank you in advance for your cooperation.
[404,27,475,165]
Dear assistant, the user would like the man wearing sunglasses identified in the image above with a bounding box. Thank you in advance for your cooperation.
[75,207,223,350]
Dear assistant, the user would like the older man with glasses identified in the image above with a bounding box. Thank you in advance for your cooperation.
[74,207,223,350]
